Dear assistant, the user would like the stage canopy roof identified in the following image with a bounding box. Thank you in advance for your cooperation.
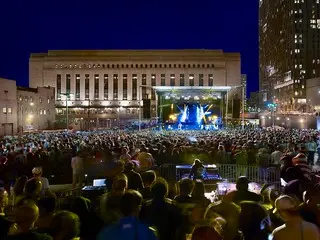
[152,86,235,99]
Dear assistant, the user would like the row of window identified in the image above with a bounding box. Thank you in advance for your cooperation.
[57,73,215,101]
[18,96,52,104]
[2,107,12,114]
[55,63,215,69]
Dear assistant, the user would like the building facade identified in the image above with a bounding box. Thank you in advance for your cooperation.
[306,77,320,112]
[17,86,55,131]
[259,0,320,111]
[29,50,241,129]
[0,78,18,136]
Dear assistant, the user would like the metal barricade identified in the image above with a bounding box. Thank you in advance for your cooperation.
[217,164,281,187]
[158,164,177,182]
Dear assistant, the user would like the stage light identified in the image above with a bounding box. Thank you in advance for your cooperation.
[169,114,177,121]
[194,96,199,100]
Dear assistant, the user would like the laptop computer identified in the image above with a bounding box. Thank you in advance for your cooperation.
[93,179,106,187]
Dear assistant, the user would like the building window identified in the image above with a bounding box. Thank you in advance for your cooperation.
[47,98,50,104]
[57,74,61,99]
[94,74,99,99]
[43,109,46,115]
[113,74,118,100]
[132,74,137,100]
[104,74,108,100]
[39,98,42,103]
[40,110,43,115]
[85,74,90,100]
[66,74,71,94]
[2,108,6,114]
[180,74,185,86]
[151,74,156,100]
[142,74,147,98]
[189,74,194,86]
[75,74,80,100]
[170,74,175,86]
[161,74,166,86]
[7,108,11,114]
[208,74,214,86]
[199,74,204,86]
[123,74,128,100]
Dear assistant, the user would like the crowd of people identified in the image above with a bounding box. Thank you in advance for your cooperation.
[0,128,320,239]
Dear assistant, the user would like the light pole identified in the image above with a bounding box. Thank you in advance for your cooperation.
[60,93,73,130]
[242,84,245,130]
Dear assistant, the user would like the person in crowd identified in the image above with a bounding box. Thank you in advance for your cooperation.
[49,210,80,240]
[191,224,223,240]
[175,178,195,204]
[271,195,320,240]
[136,145,155,171]
[224,176,263,204]
[239,201,270,240]
[306,137,317,165]
[0,188,11,239]
[100,173,128,225]
[36,197,57,233]
[98,190,158,240]
[32,167,50,196]
[191,180,210,208]
[16,178,42,205]
[8,202,52,240]
[300,185,320,228]
[140,170,156,200]
[189,159,207,180]
[123,161,144,191]
[71,151,84,189]
[140,177,183,240]
[292,153,312,182]
[119,147,131,164]
[271,145,283,166]
[204,200,241,240]
[13,175,28,205]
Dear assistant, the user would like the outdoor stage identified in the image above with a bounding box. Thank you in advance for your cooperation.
[152,86,240,130]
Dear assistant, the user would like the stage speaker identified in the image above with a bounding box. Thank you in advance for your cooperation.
[232,99,240,119]
[143,99,151,119]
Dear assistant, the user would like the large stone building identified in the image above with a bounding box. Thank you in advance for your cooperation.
[29,50,241,129]
[259,0,320,111]
[0,78,55,136]
[17,86,55,132]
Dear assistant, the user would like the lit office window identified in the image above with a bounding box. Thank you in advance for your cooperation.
[161,74,166,86]
[199,74,204,86]
[180,74,185,86]
[104,74,108,100]
[75,74,80,100]
[85,74,90,100]
[123,74,128,100]
[113,74,118,100]
[57,74,61,99]
[2,108,6,114]
[66,74,71,94]
[170,74,175,86]
[94,74,99,99]
[151,74,156,100]
[189,74,194,86]
[7,108,12,114]
[209,74,214,86]
[132,74,137,100]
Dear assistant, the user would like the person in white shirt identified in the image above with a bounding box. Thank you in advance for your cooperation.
[32,167,50,196]
[271,146,283,166]
[71,151,84,189]
[271,195,320,240]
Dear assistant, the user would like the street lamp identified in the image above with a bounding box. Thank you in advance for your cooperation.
[60,93,73,130]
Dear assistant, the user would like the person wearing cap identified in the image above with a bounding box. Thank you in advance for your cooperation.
[271,195,320,240]
[32,167,49,196]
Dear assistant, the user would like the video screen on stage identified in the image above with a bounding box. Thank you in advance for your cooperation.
[163,102,222,130]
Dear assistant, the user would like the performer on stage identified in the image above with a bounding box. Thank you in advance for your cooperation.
[178,122,182,130]
[189,159,208,180]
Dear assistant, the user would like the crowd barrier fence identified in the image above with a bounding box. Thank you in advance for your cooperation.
[158,164,282,188]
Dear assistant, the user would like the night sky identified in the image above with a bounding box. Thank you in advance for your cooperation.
[0,0,259,94]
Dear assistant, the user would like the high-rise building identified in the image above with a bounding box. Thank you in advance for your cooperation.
[259,0,320,112]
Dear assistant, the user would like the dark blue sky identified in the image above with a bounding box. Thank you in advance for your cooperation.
[0,0,259,93]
